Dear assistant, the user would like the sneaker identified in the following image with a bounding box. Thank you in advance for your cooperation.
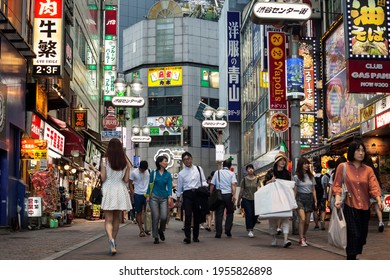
[277,228,282,235]
[271,238,277,247]
[379,222,385,232]
[200,225,205,230]
[248,231,254,238]
[314,225,320,230]
[283,240,292,248]
[320,221,325,230]
[299,239,308,247]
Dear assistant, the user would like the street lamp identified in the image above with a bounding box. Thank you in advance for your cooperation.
[202,106,227,168]
[112,77,145,107]
[131,125,151,162]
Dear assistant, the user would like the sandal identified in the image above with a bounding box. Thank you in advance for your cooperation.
[139,231,146,237]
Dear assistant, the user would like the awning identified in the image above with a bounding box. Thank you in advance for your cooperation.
[301,144,331,158]
[46,115,85,157]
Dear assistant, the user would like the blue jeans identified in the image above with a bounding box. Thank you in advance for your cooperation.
[149,193,167,239]
[241,198,258,231]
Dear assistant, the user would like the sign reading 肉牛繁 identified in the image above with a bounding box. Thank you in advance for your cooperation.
[32,0,63,77]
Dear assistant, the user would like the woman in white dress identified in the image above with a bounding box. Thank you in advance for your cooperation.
[100,138,132,255]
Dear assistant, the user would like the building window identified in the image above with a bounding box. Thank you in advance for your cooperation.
[201,97,219,109]
[148,96,182,116]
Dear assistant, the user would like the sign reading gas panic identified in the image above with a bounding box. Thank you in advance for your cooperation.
[33,0,63,77]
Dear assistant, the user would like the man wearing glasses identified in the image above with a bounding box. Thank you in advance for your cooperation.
[176,152,208,244]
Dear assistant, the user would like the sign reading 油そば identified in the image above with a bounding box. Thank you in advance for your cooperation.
[32,0,63,77]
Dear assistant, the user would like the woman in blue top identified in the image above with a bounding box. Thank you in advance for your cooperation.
[146,155,173,244]
[294,157,317,247]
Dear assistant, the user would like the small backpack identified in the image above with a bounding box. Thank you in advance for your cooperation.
[314,175,324,199]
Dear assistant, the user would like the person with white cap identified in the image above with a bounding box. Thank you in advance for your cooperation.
[263,147,292,248]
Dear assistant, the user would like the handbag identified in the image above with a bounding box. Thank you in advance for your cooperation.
[328,207,347,249]
[208,171,223,211]
[195,166,210,197]
[144,202,152,233]
[330,163,349,209]
[145,169,157,197]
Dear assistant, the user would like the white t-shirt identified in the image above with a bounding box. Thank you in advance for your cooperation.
[130,168,150,195]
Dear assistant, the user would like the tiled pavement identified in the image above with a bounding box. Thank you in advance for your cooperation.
[0,213,389,260]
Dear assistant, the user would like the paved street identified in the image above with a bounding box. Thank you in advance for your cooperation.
[1,213,389,260]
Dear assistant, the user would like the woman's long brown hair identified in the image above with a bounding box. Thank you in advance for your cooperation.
[105,138,127,171]
[295,157,313,182]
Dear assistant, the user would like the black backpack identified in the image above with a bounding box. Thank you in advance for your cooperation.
[314,175,324,199]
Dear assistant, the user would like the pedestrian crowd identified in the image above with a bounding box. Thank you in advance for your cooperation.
[97,139,384,260]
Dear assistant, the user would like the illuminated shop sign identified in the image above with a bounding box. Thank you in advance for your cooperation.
[347,60,390,93]
[147,116,182,136]
[148,67,182,87]
[251,2,312,25]
[227,11,241,122]
[268,31,287,110]
[104,70,116,96]
[344,0,390,59]
[286,57,304,98]
[376,109,390,128]
[44,123,65,155]
[323,21,346,83]
[33,0,63,77]
[299,38,317,113]
[200,68,219,88]
[105,9,117,36]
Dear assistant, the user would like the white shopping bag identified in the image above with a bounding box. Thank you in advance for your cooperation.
[258,210,293,220]
[255,179,296,216]
[328,208,347,249]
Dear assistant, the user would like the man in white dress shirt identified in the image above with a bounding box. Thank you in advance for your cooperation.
[176,152,208,244]
[129,160,150,237]
[209,160,237,238]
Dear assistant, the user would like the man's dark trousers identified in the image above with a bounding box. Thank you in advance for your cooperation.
[183,190,201,240]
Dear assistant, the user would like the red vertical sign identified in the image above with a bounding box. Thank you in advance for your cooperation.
[268,32,287,110]
[105,10,117,36]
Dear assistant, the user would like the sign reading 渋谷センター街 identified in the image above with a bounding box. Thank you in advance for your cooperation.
[32,0,63,77]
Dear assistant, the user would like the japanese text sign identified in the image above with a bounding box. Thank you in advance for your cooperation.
[21,139,48,160]
[72,109,88,131]
[27,197,42,217]
[344,0,390,59]
[268,31,287,110]
[44,122,64,155]
[227,11,241,122]
[148,67,183,87]
[33,0,63,77]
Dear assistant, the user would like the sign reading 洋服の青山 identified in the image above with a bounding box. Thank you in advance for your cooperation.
[268,31,287,110]
[227,11,241,122]
[32,0,63,77]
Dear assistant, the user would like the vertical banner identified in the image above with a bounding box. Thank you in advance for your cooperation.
[32,0,63,77]
[227,11,241,122]
[104,5,118,97]
[268,31,287,110]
